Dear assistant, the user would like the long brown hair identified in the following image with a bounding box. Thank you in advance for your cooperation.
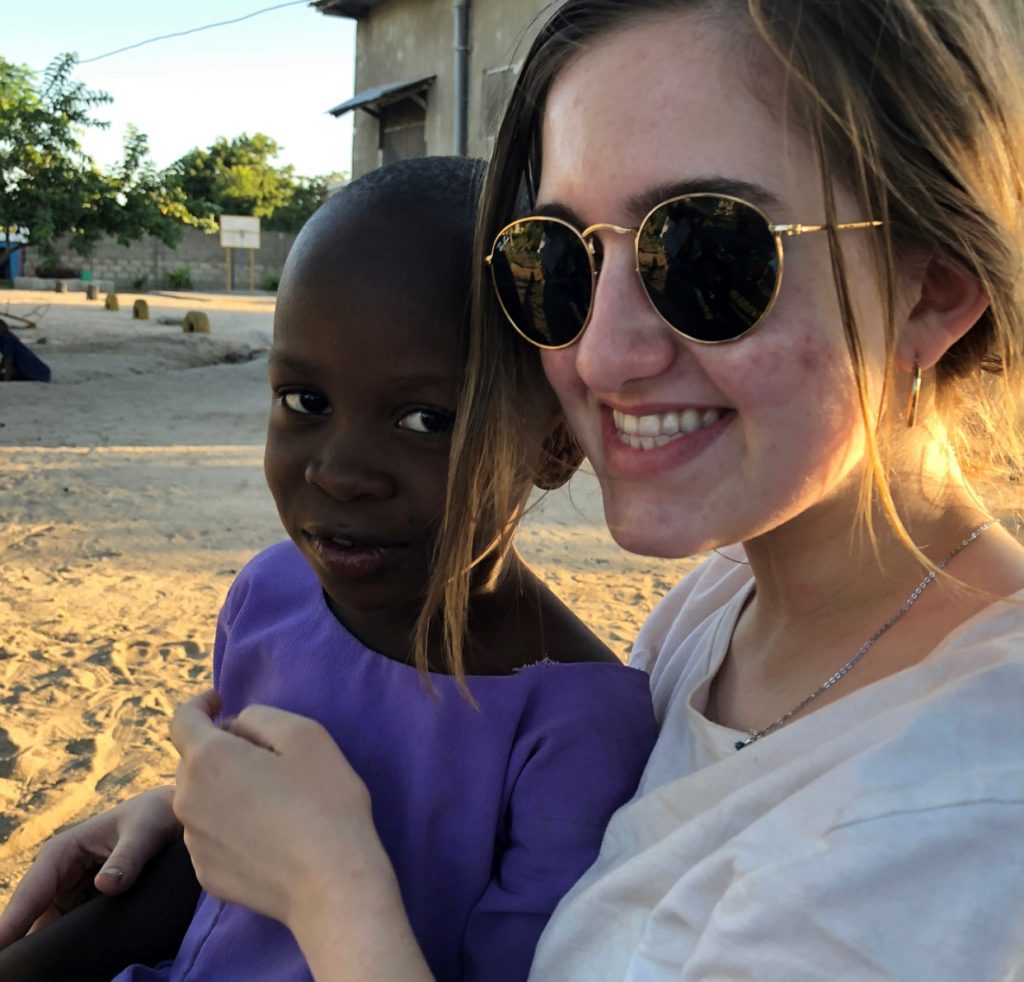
[409,179,572,684]
[447,0,1023,583]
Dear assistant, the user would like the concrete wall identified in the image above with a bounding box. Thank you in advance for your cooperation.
[352,0,452,177]
[348,0,550,176]
[24,227,297,292]
[467,0,550,158]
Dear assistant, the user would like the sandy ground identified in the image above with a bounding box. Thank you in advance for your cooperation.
[0,290,687,904]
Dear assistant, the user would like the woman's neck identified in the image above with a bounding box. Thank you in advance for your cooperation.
[707,442,1023,736]
[740,428,990,627]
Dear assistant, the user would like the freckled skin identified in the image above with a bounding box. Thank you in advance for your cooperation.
[536,14,890,558]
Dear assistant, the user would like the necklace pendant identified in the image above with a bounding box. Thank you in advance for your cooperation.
[735,735,755,750]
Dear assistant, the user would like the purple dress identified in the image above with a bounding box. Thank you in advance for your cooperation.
[115,541,657,981]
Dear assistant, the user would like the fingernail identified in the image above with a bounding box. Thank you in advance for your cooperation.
[219,715,237,730]
[98,867,124,880]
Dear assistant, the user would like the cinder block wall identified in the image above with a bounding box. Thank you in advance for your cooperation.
[27,228,297,292]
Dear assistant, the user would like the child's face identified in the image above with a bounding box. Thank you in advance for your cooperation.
[264,212,463,622]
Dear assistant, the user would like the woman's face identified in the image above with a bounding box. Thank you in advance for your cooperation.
[536,11,890,558]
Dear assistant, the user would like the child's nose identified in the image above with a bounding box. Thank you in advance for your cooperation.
[304,430,396,501]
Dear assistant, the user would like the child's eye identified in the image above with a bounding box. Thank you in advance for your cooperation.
[277,389,332,416]
[397,408,455,434]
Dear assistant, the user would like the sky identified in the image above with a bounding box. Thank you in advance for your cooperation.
[3,0,357,178]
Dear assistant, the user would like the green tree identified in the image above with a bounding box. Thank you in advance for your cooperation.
[88,126,215,250]
[263,174,332,232]
[168,133,294,222]
[0,53,107,265]
[0,54,206,270]
[166,135,342,233]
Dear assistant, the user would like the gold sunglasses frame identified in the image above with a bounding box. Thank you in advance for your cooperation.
[484,192,883,350]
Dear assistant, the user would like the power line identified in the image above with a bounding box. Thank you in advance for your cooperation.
[78,1,310,65]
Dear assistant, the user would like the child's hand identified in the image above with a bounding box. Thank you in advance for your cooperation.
[0,786,179,949]
[171,691,432,980]
[170,690,392,925]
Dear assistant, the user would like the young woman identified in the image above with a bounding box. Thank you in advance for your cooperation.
[472,1,1024,976]
[7,1,1023,978]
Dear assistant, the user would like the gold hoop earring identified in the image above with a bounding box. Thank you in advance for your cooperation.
[905,358,922,429]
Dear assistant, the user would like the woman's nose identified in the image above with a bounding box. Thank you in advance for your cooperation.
[304,428,395,502]
[574,238,679,392]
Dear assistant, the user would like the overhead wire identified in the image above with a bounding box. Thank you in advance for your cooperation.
[78,1,310,65]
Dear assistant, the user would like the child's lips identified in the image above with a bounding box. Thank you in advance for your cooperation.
[305,530,410,579]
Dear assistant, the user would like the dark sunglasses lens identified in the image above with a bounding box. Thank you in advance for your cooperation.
[490,220,592,347]
[637,196,779,342]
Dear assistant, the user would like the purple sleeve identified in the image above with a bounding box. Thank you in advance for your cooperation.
[211,565,255,689]
[460,667,657,982]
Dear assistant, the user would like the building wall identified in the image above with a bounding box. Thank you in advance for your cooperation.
[24,228,296,293]
[348,0,550,176]
[351,0,453,176]
[467,0,550,159]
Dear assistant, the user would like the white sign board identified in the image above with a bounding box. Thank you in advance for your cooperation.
[220,215,261,249]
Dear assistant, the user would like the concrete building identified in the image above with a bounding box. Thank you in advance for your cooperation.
[314,0,553,177]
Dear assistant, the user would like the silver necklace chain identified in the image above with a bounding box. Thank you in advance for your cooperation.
[734,520,996,750]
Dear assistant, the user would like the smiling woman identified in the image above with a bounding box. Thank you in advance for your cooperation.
[5,3,1021,980]
[452,0,1024,977]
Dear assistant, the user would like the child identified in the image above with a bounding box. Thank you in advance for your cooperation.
[0,156,657,981]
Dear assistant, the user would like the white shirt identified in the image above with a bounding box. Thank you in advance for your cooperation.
[530,555,1024,981]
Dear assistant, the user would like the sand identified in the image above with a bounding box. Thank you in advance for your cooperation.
[4,289,1017,911]
[0,290,687,904]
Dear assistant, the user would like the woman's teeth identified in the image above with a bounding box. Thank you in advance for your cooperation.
[611,407,721,450]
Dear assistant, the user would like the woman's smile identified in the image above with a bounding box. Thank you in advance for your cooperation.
[599,403,735,479]
[609,406,726,449]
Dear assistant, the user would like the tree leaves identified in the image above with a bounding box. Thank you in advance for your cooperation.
[165,133,335,231]
[0,54,201,264]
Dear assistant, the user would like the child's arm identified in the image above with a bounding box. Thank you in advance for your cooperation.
[0,832,200,982]
[0,786,181,948]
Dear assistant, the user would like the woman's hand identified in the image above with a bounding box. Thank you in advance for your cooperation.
[170,691,433,981]
[0,786,179,949]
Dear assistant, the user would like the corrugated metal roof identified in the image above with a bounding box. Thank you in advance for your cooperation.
[327,75,436,117]
[312,0,393,19]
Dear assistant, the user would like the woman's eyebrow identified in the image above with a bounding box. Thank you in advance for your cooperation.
[534,178,785,228]
[531,201,586,225]
[627,178,784,217]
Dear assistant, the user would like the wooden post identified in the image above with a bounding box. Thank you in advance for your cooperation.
[225,248,233,292]
[249,249,255,292]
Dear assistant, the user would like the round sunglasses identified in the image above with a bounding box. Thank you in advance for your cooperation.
[485,192,882,350]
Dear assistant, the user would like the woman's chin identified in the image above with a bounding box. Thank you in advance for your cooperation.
[602,495,711,561]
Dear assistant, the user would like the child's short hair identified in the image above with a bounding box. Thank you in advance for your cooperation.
[335,154,487,226]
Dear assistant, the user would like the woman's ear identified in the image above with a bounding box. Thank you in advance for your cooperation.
[533,417,584,491]
[896,256,989,372]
